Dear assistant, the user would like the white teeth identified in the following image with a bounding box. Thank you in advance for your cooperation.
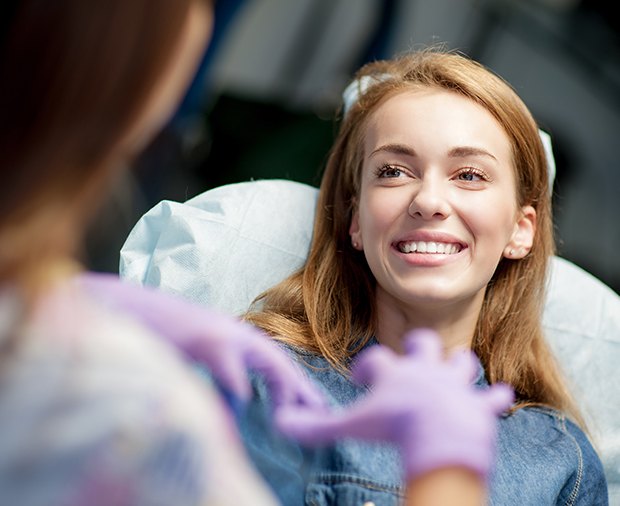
[398,241,461,254]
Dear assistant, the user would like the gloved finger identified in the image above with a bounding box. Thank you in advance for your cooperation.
[242,342,327,409]
[275,401,389,444]
[403,328,443,361]
[210,322,327,408]
[447,348,480,384]
[275,407,345,444]
[271,372,327,410]
[350,345,397,386]
[204,352,252,401]
[205,315,263,344]
[482,382,515,414]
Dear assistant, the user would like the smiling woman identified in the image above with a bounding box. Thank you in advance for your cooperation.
[241,49,608,505]
[351,89,536,351]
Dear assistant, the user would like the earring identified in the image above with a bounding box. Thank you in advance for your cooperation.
[510,249,515,257]
[352,241,359,249]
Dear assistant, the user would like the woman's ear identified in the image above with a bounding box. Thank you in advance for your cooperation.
[503,205,536,259]
[349,211,364,251]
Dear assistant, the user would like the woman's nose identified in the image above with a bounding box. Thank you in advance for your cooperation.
[407,178,450,220]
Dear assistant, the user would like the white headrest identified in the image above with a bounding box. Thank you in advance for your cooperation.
[120,179,316,315]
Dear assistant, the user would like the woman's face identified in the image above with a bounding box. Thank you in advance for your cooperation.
[349,88,535,315]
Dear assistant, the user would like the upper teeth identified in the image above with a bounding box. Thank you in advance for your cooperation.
[398,241,461,254]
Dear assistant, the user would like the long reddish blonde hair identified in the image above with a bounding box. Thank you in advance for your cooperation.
[246,49,581,423]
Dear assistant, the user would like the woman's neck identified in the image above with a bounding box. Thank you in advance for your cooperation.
[374,290,485,355]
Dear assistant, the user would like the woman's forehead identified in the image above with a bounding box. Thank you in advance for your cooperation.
[362,89,512,164]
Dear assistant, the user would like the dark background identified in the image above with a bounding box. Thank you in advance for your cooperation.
[86,0,620,295]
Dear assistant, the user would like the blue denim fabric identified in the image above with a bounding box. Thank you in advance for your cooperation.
[237,340,608,506]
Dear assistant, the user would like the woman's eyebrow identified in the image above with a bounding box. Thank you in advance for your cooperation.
[448,146,498,161]
[369,143,417,157]
[369,144,498,161]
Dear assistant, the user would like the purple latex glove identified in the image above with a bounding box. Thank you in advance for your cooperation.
[276,329,514,481]
[75,272,326,410]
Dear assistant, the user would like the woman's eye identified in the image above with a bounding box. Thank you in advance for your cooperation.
[456,168,488,182]
[377,165,404,178]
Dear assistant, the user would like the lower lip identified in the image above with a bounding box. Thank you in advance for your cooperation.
[392,246,466,266]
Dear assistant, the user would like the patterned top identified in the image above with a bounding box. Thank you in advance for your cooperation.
[0,281,277,506]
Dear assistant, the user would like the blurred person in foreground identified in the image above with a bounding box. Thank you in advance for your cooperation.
[0,1,324,504]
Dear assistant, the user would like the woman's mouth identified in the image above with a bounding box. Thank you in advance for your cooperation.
[397,241,463,255]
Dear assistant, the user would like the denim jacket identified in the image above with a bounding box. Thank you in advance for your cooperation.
[237,340,608,506]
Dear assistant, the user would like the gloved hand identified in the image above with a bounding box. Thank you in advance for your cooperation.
[276,329,514,481]
[75,272,326,410]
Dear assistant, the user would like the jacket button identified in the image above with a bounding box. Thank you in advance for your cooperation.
[363,503,376,506]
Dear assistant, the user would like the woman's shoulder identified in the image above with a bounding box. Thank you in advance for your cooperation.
[492,406,608,505]
[502,405,599,448]
[499,406,605,470]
